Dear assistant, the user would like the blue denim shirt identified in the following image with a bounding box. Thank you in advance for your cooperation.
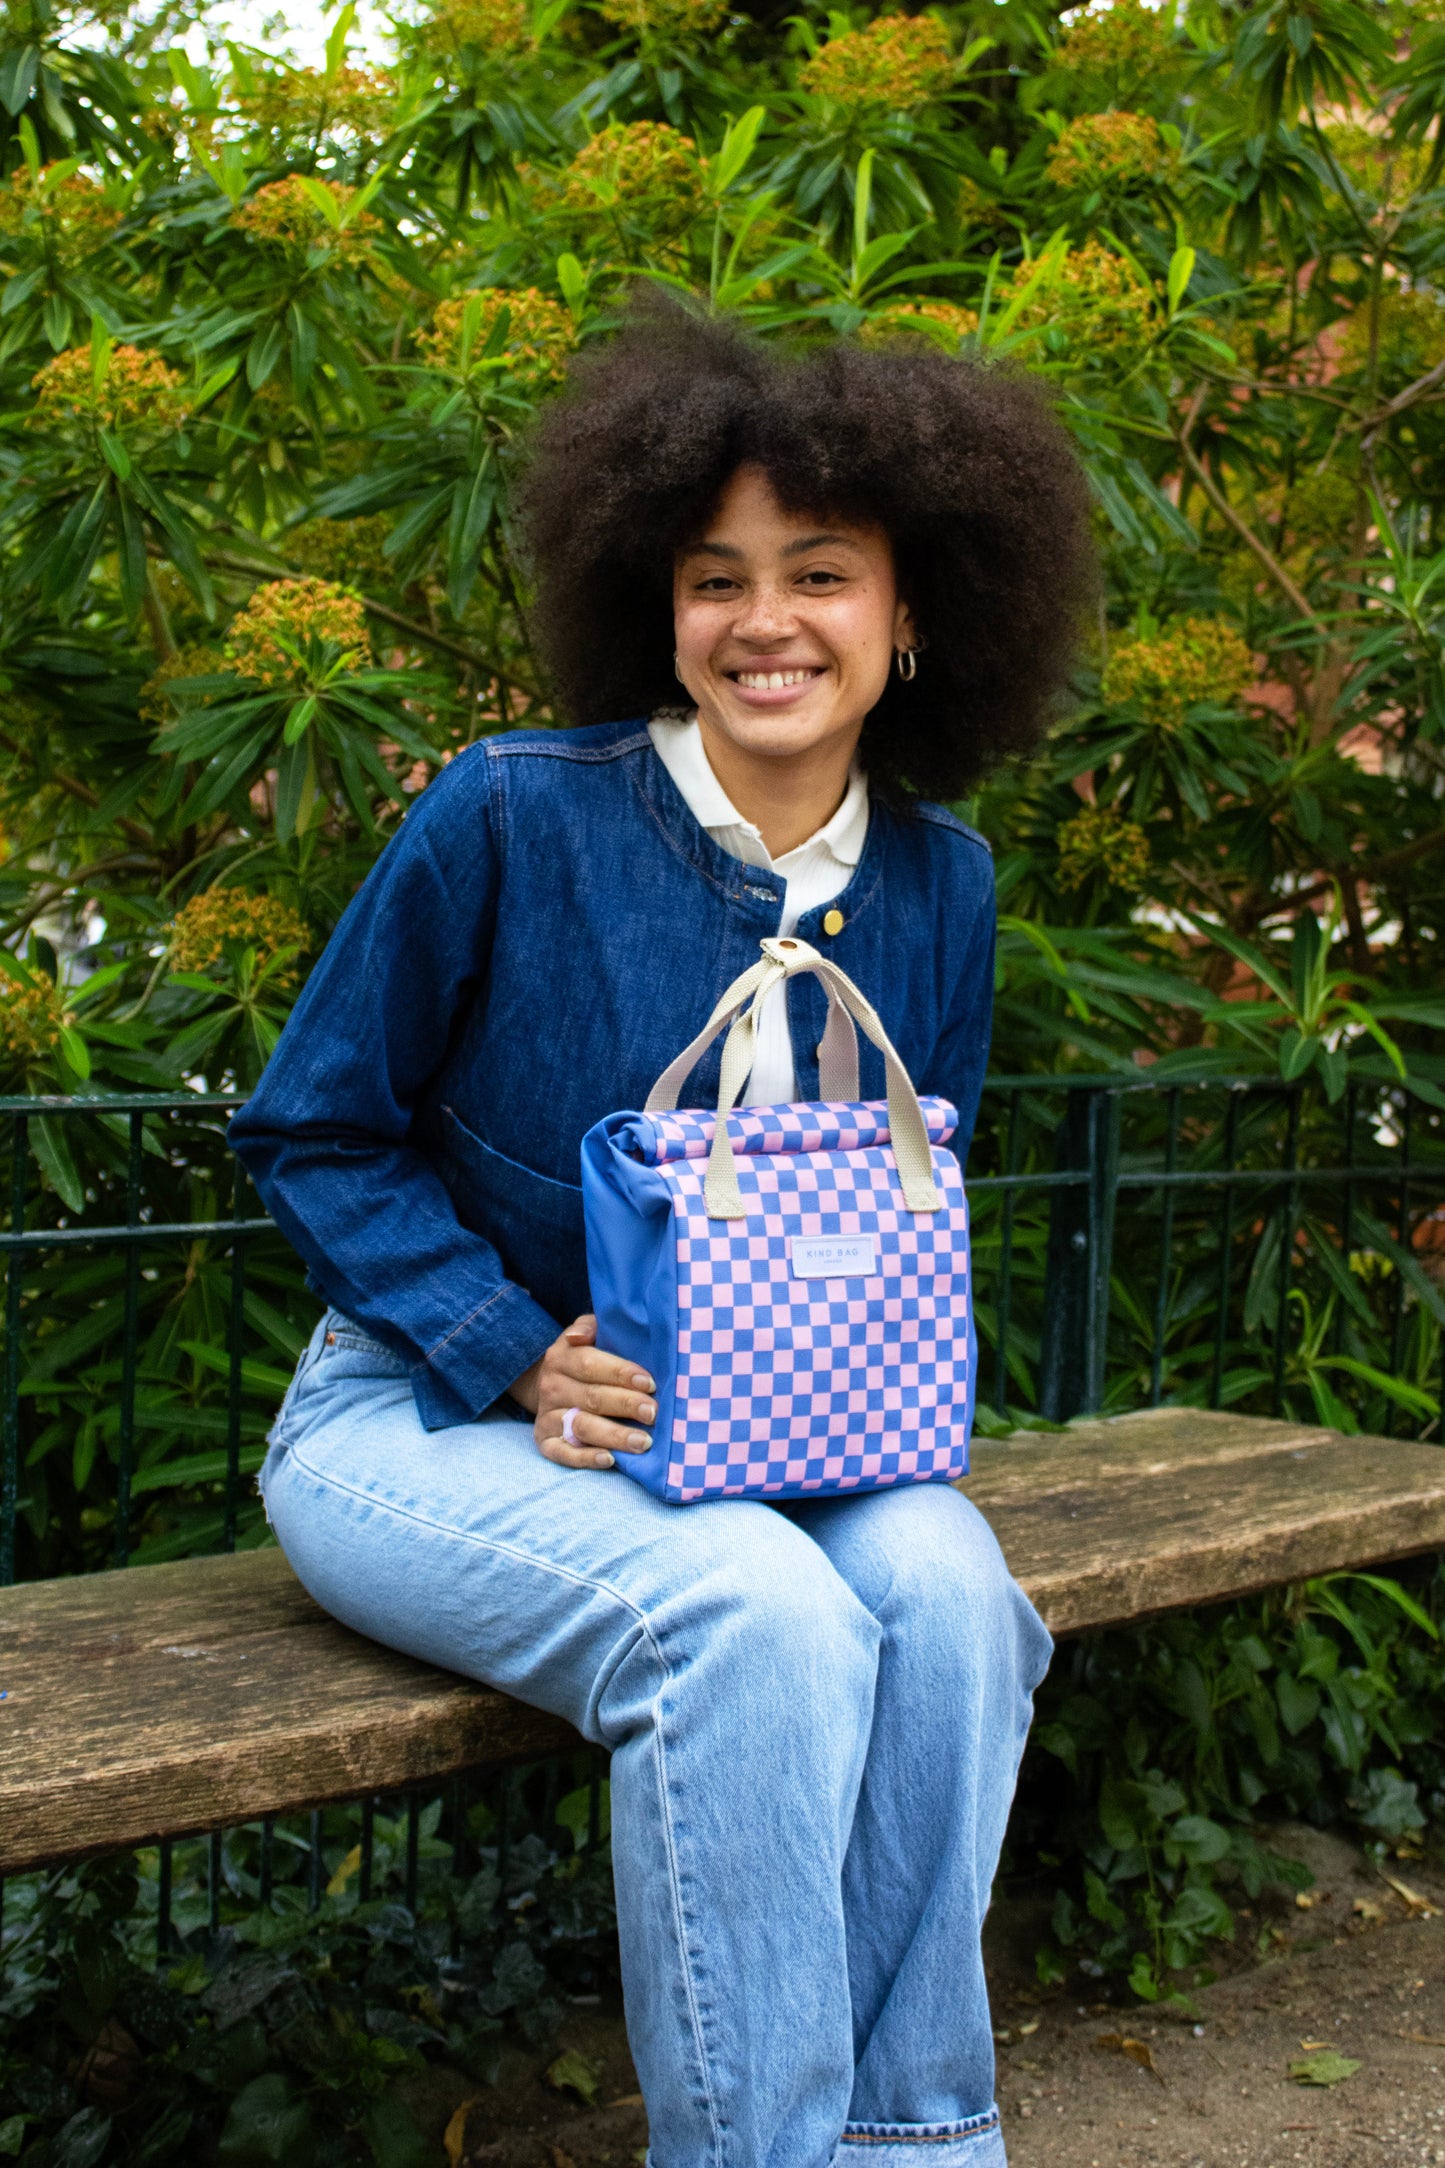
[229,719,997,1431]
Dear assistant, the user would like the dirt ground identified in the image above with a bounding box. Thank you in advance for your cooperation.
[426,1827,1445,2168]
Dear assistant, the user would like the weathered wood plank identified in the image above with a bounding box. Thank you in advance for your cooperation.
[3,1412,1443,1875]
[962,1423,1445,1635]
[0,1574,577,1873]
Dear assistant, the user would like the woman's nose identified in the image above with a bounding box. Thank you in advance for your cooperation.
[731,584,797,640]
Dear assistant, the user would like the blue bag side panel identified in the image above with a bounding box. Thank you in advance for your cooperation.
[934,1144,973,1481]
[580,1113,680,1501]
[960,1184,975,1474]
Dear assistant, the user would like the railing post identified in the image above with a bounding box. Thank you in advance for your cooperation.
[1038,1087,1121,1420]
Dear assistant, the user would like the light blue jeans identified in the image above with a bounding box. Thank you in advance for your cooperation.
[260,1311,1052,2168]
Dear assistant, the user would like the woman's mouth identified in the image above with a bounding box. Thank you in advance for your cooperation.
[729,667,825,691]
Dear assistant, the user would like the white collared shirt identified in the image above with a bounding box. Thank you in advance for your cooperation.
[648,712,869,1106]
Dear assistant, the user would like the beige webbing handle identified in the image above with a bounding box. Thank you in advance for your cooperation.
[644,937,942,1221]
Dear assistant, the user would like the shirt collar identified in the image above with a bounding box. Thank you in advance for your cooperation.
[648,711,869,873]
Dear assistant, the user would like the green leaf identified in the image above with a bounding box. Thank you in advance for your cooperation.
[556,251,586,309]
[52,2109,111,2168]
[1166,243,1196,316]
[1168,1814,1231,1865]
[852,147,874,267]
[545,2050,601,2105]
[218,2073,312,2162]
[1290,2052,1360,2087]
[0,44,40,116]
[710,104,766,195]
[57,1025,90,1079]
[246,319,285,391]
[0,2118,27,2160]
[32,1115,86,1213]
[1276,1673,1321,1735]
[283,695,317,746]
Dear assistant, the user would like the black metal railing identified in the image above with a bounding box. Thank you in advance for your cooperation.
[2,1071,1442,1589]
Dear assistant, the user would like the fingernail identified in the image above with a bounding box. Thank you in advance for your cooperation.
[627,1432,652,1453]
[637,1399,657,1424]
[596,1452,615,1469]
[631,1373,655,1392]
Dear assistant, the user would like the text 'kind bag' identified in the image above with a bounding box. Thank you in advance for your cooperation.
[581,937,975,1504]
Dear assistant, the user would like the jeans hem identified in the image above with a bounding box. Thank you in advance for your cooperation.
[834,2109,1006,2165]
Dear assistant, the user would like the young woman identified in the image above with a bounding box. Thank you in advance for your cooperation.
[232,305,1094,2168]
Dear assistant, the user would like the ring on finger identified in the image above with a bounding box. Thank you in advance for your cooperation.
[560,1406,583,1448]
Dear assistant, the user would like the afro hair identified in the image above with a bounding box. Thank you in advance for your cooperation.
[517,298,1096,803]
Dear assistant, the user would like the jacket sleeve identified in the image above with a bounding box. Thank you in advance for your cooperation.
[228,748,559,1430]
[917,839,997,1166]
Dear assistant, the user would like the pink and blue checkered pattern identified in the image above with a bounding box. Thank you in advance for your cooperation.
[653,1101,970,1503]
[641,1096,956,1165]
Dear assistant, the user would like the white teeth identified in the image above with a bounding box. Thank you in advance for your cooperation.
[736,669,818,689]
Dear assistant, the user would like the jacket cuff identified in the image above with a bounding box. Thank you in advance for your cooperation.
[411,1281,560,1431]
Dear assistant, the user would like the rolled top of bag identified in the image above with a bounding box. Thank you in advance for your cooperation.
[645,936,946,1217]
[616,1096,959,1168]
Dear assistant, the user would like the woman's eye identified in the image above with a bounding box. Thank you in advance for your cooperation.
[695,576,739,593]
[799,570,845,588]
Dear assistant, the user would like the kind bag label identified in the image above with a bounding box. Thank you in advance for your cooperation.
[788,1234,878,1281]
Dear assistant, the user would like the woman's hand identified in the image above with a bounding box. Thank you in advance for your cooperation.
[509,1315,656,1471]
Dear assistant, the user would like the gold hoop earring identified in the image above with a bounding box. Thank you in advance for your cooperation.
[895,646,918,682]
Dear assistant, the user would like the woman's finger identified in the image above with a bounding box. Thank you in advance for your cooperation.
[544,1404,652,1459]
[561,1343,655,1394]
[537,1432,616,1472]
[545,1381,656,1427]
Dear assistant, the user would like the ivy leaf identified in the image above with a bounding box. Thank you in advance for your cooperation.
[546,2049,601,2105]
[1290,2051,1361,2086]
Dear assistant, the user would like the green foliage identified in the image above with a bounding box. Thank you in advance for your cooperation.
[0,1763,621,2168]
[1011,1560,1445,1994]
[0,0,1441,1117]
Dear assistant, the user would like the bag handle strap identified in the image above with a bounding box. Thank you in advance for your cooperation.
[644,937,941,1220]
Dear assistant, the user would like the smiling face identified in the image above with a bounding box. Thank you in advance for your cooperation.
[672,465,916,773]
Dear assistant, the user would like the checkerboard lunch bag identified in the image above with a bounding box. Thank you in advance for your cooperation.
[579,935,975,1504]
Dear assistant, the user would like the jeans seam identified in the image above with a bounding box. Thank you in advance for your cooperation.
[651,1644,727,2167]
[278,1435,727,2163]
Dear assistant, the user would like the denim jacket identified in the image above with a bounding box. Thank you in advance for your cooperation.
[229,719,997,1431]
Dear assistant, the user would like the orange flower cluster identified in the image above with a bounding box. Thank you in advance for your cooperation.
[1338,288,1445,381]
[0,164,123,254]
[1054,0,1177,88]
[800,14,953,111]
[955,175,1012,235]
[31,345,190,432]
[555,122,702,237]
[226,578,369,688]
[138,643,225,725]
[419,0,535,58]
[236,64,395,140]
[288,515,394,590]
[231,176,381,263]
[1008,239,1157,363]
[417,288,575,382]
[862,297,979,350]
[1046,111,1166,194]
[0,978,64,1071]
[1057,803,1151,892]
[599,0,730,42]
[169,890,310,977]
[1103,617,1254,727]
[1283,470,1356,551]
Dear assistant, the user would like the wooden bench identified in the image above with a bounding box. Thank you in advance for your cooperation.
[5,1408,1445,1878]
